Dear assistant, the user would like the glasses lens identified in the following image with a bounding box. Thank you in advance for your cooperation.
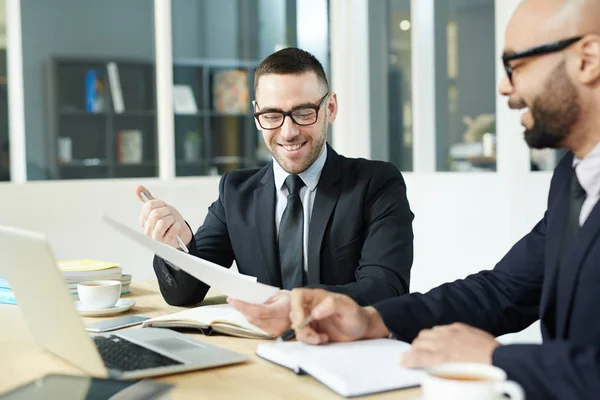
[258,113,284,129]
[291,108,318,126]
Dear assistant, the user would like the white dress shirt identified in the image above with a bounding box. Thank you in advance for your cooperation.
[573,141,600,226]
[273,145,327,272]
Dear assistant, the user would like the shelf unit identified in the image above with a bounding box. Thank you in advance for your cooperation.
[46,56,261,180]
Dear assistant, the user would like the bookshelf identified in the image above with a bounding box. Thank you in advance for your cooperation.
[46,56,261,180]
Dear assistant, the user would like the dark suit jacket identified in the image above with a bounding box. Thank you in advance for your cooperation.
[374,152,600,400]
[154,145,414,307]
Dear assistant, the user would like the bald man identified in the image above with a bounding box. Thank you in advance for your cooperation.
[287,1,600,398]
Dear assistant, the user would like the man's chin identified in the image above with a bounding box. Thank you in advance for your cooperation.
[524,129,564,149]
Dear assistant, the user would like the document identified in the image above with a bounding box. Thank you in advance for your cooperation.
[102,215,279,304]
[256,339,423,398]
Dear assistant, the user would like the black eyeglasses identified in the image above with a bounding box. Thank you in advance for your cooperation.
[253,93,329,130]
[502,36,583,83]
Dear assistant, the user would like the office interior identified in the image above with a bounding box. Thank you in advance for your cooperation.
[0,0,546,345]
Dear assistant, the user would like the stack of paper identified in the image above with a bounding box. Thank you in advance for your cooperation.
[58,259,132,299]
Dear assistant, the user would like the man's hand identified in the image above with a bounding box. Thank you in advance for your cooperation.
[136,185,193,248]
[289,288,390,345]
[402,323,501,368]
[228,291,292,337]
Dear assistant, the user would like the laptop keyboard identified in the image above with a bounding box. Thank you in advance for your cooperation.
[93,335,183,372]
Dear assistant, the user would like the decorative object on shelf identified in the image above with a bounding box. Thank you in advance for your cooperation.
[183,131,201,162]
[57,137,72,163]
[84,69,105,113]
[116,129,143,164]
[106,62,125,113]
[462,113,496,144]
[173,85,198,114]
[213,69,249,114]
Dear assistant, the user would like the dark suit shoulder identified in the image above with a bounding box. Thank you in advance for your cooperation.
[339,156,402,177]
[338,155,405,185]
[219,164,271,193]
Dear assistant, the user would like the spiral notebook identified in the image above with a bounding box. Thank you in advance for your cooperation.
[256,339,423,398]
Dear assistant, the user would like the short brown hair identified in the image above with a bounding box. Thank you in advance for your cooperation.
[254,47,329,94]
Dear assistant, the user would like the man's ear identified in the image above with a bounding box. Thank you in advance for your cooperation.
[326,93,338,123]
[577,35,600,85]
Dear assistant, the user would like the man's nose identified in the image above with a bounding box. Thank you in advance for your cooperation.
[498,75,513,96]
[280,115,299,140]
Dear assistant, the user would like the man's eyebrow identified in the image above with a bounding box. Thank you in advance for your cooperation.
[256,102,317,113]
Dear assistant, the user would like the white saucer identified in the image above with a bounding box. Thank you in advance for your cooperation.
[75,298,136,317]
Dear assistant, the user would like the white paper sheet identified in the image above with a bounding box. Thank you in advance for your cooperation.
[102,215,279,304]
[256,339,423,397]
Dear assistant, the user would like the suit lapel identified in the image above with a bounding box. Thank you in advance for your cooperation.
[556,201,600,338]
[254,164,282,287]
[539,174,570,330]
[307,145,342,285]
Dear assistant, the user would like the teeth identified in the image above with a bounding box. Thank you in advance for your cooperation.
[283,144,302,151]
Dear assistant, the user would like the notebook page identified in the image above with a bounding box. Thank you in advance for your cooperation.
[298,339,423,397]
[257,339,423,397]
[143,304,268,336]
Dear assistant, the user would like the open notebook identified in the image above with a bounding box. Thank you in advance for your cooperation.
[142,304,272,339]
[256,339,423,398]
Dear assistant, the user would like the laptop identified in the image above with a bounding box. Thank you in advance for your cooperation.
[0,224,249,379]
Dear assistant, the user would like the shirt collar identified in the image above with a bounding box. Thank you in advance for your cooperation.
[273,144,327,192]
[573,141,600,196]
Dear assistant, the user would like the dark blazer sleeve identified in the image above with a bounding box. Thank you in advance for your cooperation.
[373,212,546,341]
[154,173,235,306]
[311,163,414,305]
[493,342,600,400]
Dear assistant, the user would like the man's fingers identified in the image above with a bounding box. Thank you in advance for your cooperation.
[289,288,311,326]
[295,324,327,345]
[152,215,175,241]
[135,185,154,202]
[312,293,353,320]
[401,349,444,369]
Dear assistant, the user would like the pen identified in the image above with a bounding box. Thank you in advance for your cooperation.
[140,191,188,271]
[276,315,314,342]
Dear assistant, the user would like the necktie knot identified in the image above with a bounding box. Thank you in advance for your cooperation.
[284,174,305,196]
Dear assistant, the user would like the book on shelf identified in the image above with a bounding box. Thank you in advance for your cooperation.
[173,85,198,114]
[116,129,143,164]
[212,69,249,114]
[107,62,125,113]
[142,304,271,339]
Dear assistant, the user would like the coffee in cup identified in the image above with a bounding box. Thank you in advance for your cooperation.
[77,280,121,310]
[422,363,524,400]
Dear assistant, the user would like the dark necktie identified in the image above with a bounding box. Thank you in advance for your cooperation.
[560,168,586,259]
[279,174,305,290]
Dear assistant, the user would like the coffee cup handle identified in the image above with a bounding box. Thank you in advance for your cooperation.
[496,380,525,400]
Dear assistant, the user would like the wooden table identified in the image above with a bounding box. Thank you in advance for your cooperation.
[0,281,422,399]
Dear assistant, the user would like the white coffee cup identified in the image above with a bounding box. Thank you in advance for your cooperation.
[77,280,122,310]
[422,363,525,400]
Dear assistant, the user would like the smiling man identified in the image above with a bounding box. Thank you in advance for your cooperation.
[288,1,600,399]
[136,47,414,336]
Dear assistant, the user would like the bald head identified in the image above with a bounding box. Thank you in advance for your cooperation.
[508,0,600,46]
